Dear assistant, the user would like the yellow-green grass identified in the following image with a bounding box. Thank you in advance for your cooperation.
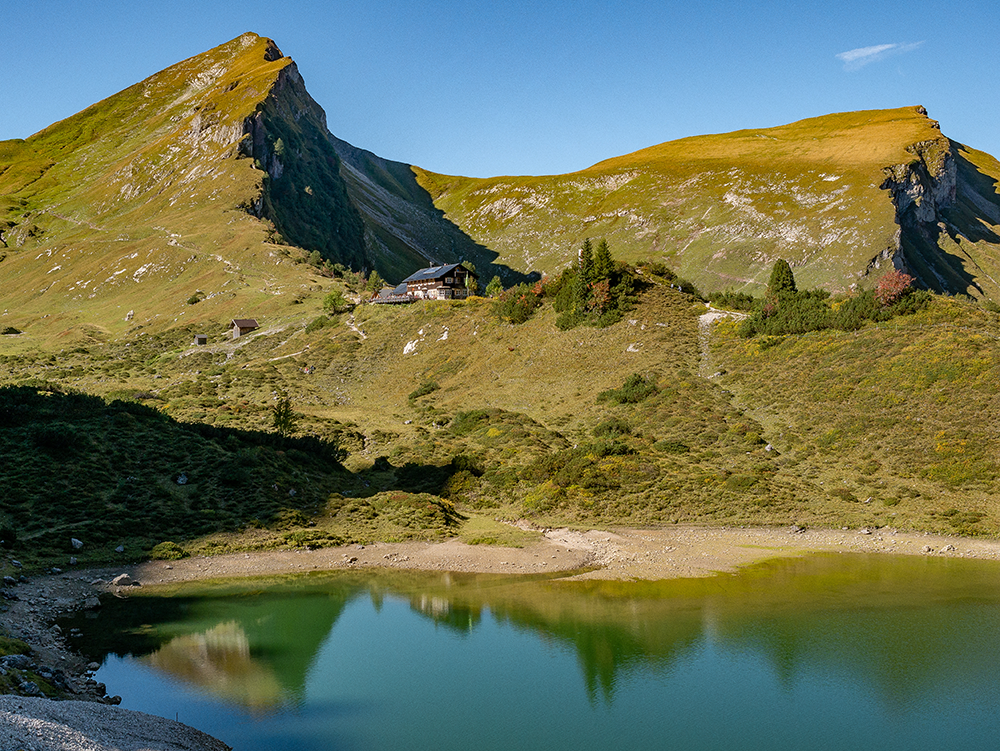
[0,32,364,346]
[5,282,1000,571]
[712,295,1000,536]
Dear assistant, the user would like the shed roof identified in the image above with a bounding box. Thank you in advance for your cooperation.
[229,318,259,329]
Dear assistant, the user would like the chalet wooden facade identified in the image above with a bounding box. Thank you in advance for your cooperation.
[400,263,477,300]
[228,318,259,338]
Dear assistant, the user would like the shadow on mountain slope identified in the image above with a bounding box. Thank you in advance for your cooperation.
[0,385,466,569]
[330,135,539,286]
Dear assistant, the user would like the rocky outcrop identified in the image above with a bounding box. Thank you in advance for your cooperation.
[239,58,369,270]
[880,135,956,227]
[877,118,968,290]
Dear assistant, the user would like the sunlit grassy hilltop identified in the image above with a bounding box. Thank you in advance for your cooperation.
[0,33,372,345]
[415,107,1000,298]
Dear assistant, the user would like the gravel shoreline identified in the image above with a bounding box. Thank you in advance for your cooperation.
[4,523,1000,750]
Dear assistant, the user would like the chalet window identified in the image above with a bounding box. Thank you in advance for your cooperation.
[445,277,453,284]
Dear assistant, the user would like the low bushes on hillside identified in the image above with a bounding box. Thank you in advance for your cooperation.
[0,385,348,569]
[737,265,930,337]
[598,373,659,404]
[492,283,543,324]
[490,239,658,328]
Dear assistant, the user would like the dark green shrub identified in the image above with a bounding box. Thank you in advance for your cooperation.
[408,381,440,401]
[830,488,858,503]
[709,290,756,311]
[306,315,333,333]
[598,373,658,404]
[450,410,493,435]
[0,522,16,547]
[656,440,690,454]
[593,418,632,438]
[149,541,188,560]
[450,454,484,476]
[323,289,349,314]
[493,284,542,324]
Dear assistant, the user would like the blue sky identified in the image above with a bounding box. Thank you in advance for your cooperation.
[4,1,997,177]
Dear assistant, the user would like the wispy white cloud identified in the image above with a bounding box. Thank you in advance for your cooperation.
[836,41,924,70]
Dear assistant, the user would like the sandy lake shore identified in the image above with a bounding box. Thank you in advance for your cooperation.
[4,523,1000,750]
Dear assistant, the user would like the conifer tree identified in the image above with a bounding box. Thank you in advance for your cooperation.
[365,270,386,294]
[579,238,594,283]
[272,397,297,436]
[593,239,614,280]
[767,259,796,296]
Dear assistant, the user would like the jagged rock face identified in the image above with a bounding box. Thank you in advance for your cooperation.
[877,130,1000,296]
[329,135,531,284]
[245,61,367,269]
[881,138,956,226]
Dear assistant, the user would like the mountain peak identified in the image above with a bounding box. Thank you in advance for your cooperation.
[0,32,366,338]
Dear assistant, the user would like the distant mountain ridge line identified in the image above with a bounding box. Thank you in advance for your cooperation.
[1,32,999,341]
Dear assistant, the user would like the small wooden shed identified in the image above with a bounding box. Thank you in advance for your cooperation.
[228,318,259,339]
[193,334,208,346]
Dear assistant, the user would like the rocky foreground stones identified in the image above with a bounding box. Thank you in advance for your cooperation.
[0,695,231,751]
[0,568,144,704]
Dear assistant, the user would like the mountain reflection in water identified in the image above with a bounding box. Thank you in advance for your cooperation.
[61,553,1000,716]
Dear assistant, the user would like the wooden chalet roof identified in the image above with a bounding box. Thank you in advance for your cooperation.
[401,263,476,284]
[228,318,259,328]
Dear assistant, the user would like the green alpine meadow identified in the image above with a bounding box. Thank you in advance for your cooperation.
[3,32,1000,571]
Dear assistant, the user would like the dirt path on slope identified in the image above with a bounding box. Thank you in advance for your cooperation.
[698,305,746,378]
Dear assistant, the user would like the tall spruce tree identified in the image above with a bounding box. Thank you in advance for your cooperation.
[593,239,614,280]
[579,238,594,283]
[767,259,797,296]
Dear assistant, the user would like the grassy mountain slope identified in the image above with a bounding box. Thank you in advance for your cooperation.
[711,296,1000,533]
[5,280,1000,571]
[0,33,364,343]
[414,107,1000,298]
[2,35,1000,574]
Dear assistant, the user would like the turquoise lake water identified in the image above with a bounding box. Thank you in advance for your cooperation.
[64,553,1000,750]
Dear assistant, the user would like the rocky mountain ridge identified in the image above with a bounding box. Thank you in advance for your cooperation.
[2,33,1000,342]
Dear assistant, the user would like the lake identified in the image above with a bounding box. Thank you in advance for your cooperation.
[62,553,1000,750]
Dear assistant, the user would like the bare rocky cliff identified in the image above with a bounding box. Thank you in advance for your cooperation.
[240,52,368,270]
[878,114,1000,296]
